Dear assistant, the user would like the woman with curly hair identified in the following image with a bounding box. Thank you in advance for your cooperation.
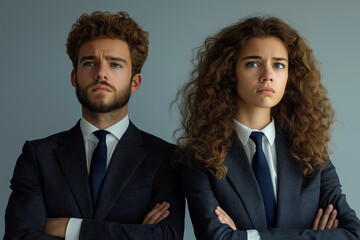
[177,16,360,239]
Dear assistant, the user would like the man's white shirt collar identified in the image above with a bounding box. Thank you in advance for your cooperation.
[80,115,130,141]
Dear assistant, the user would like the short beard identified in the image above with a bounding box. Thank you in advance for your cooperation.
[75,80,131,113]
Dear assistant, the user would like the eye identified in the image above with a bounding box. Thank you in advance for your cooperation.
[111,63,122,68]
[83,62,94,67]
[274,63,285,69]
[246,62,259,68]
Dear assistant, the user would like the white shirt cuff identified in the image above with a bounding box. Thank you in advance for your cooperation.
[65,218,82,240]
[247,229,261,240]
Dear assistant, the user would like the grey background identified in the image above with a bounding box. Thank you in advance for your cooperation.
[1,0,359,239]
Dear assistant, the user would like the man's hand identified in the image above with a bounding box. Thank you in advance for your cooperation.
[312,204,339,230]
[142,202,170,224]
[214,206,237,230]
[46,217,70,238]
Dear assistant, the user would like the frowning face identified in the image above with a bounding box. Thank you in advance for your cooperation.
[71,38,141,114]
[235,37,288,113]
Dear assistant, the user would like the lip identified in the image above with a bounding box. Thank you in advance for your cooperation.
[257,87,275,94]
[91,84,111,92]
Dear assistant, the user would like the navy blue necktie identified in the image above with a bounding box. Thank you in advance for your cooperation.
[89,130,109,208]
[250,131,276,227]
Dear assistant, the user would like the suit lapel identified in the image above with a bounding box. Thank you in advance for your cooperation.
[94,122,147,219]
[275,131,303,227]
[54,122,93,218]
[225,135,268,229]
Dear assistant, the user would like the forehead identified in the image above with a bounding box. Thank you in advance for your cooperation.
[239,37,288,58]
[78,38,131,61]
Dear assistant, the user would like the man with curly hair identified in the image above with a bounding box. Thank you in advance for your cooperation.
[4,11,184,240]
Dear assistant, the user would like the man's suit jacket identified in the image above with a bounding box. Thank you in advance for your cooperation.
[5,121,185,240]
[182,131,360,240]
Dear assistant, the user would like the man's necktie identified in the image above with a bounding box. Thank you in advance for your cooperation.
[89,130,109,208]
[250,131,276,227]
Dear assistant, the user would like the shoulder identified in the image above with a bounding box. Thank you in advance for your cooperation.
[138,130,175,160]
[30,130,67,145]
[139,130,173,148]
[26,123,81,150]
[129,122,173,147]
[128,122,174,155]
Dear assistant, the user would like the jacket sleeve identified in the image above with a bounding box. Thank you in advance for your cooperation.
[4,141,62,240]
[183,158,360,240]
[259,160,360,240]
[182,159,248,240]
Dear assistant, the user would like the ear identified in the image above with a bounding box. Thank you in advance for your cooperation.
[131,74,142,93]
[71,69,77,87]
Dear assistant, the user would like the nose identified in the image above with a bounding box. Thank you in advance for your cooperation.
[260,65,273,82]
[95,62,108,81]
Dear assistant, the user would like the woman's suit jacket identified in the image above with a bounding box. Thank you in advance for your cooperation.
[182,131,360,239]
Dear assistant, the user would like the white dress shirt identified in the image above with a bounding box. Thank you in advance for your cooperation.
[233,119,278,240]
[65,116,130,240]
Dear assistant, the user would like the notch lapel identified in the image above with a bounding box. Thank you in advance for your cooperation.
[225,135,268,229]
[94,122,147,219]
[275,131,303,227]
[54,122,93,218]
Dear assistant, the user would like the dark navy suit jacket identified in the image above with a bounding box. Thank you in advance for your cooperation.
[5,121,185,240]
[182,131,360,239]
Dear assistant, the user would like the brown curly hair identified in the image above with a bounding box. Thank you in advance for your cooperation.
[66,11,149,75]
[176,16,334,179]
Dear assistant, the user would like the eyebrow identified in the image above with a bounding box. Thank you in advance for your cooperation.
[241,56,288,62]
[79,56,128,65]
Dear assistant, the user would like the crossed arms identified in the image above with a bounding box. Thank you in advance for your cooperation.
[182,159,360,240]
[45,202,171,238]
[215,204,339,232]
[4,140,185,240]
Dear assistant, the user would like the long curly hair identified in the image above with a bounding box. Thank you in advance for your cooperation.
[66,11,149,76]
[175,16,334,179]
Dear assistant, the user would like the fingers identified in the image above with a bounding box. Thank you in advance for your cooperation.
[214,207,226,223]
[332,219,339,229]
[312,208,323,230]
[312,204,339,230]
[318,204,336,230]
[142,202,170,224]
[214,206,237,230]
[155,206,170,223]
[325,208,337,229]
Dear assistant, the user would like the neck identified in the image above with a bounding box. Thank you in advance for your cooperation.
[82,106,128,130]
[235,106,271,130]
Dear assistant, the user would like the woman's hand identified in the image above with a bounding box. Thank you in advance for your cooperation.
[214,206,237,230]
[312,204,339,230]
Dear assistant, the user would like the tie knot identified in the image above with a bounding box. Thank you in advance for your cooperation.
[250,131,263,147]
[93,130,109,142]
